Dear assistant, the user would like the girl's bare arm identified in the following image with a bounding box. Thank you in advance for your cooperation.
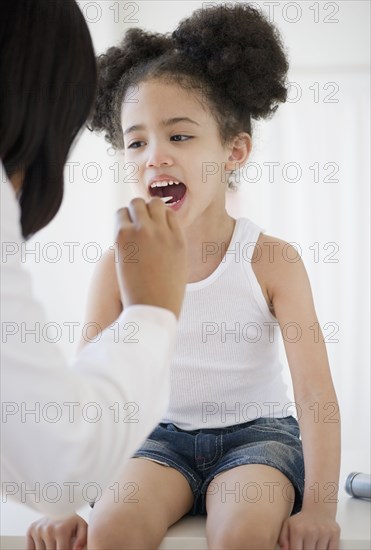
[77,249,122,352]
[260,235,341,550]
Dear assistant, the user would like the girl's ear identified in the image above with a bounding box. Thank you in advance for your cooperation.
[225,133,252,170]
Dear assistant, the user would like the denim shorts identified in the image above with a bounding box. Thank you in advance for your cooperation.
[132,415,305,516]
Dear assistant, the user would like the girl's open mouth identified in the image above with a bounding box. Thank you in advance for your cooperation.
[149,181,187,209]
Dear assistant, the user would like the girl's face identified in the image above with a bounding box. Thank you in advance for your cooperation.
[121,79,238,229]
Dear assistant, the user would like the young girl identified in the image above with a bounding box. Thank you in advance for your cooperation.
[27,4,341,550]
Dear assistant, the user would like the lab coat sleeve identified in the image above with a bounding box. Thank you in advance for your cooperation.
[0,166,176,517]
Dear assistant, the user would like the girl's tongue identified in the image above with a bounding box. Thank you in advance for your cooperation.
[150,182,187,204]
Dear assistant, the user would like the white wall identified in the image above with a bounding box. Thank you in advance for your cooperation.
[6,0,369,528]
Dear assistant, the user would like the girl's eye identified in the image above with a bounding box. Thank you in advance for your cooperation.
[127,135,192,149]
[171,135,192,142]
[127,141,143,149]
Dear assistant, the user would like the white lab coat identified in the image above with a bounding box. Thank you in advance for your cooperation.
[0,161,176,516]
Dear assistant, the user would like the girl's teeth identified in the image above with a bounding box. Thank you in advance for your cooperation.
[151,180,181,187]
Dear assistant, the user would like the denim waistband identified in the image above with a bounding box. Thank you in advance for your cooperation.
[159,415,297,437]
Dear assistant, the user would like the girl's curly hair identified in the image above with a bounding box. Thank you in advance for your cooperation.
[89,3,289,187]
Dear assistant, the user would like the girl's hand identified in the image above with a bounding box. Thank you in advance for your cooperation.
[278,510,341,550]
[26,514,87,550]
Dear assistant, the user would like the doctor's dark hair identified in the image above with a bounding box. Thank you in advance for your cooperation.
[90,3,289,167]
[0,0,97,239]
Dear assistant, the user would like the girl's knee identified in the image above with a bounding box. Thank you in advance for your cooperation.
[207,523,278,550]
[88,530,154,550]
[88,515,162,550]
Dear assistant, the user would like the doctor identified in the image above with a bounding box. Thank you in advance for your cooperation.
[0,0,186,516]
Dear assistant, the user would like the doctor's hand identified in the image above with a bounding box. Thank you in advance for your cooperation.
[26,514,87,550]
[114,197,187,319]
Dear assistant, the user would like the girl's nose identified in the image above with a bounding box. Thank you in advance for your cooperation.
[146,143,173,167]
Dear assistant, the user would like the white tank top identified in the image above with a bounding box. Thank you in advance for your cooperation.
[162,217,292,430]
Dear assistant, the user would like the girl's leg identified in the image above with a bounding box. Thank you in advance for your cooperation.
[88,457,194,550]
[205,463,295,550]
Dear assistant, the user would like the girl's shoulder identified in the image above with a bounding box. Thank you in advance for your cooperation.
[254,231,298,264]
[251,232,300,318]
